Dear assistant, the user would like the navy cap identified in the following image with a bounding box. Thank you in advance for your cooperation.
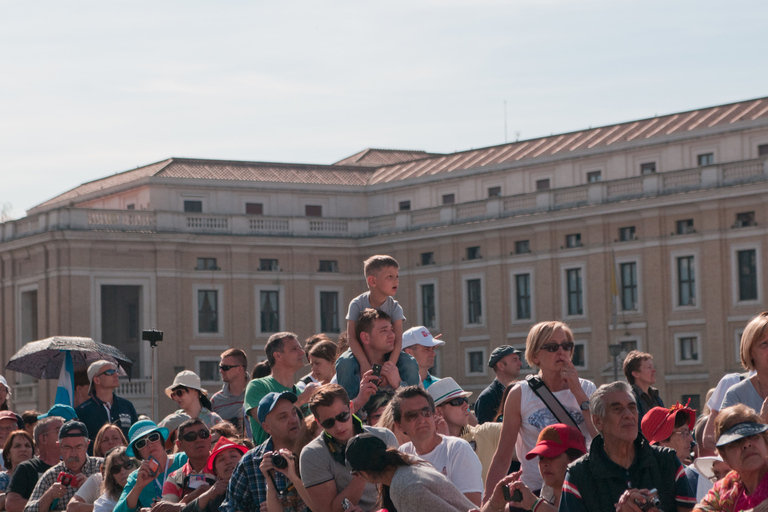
[257,391,297,423]
[716,421,768,447]
[58,420,89,440]
[488,345,523,368]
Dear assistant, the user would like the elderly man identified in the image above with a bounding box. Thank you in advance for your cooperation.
[561,381,695,512]
[24,421,102,512]
[223,392,309,512]
[211,349,249,431]
[75,360,138,448]
[474,346,523,424]
[402,326,444,388]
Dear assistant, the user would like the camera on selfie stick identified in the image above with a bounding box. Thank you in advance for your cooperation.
[142,329,163,420]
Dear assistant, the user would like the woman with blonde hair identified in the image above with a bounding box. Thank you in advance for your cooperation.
[721,312,768,419]
[484,320,598,499]
[94,424,128,458]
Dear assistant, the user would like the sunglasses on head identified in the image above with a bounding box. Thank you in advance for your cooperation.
[99,369,118,377]
[445,397,468,407]
[134,432,162,450]
[402,407,433,422]
[111,460,137,474]
[171,387,188,398]
[219,364,243,372]
[540,341,575,353]
[320,411,351,430]
[180,429,210,442]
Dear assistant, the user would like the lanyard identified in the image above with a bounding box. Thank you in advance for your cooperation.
[152,458,171,496]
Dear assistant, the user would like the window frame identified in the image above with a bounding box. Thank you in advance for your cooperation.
[464,347,488,377]
[572,340,588,370]
[255,285,285,337]
[183,199,204,213]
[674,332,702,365]
[488,186,502,198]
[420,252,435,266]
[442,193,456,205]
[193,284,224,338]
[730,244,762,306]
[466,246,482,260]
[672,252,699,310]
[617,258,641,313]
[416,279,439,330]
[515,240,531,254]
[618,226,636,242]
[196,356,223,386]
[697,153,715,166]
[245,202,264,215]
[562,264,587,319]
[315,286,343,334]
[305,205,323,217]
[565,233,582,248]
[510,269,535,323]
[586,170,602,183]
[462,274,486,328]
[398,200,412,212]
[640,162,657,175]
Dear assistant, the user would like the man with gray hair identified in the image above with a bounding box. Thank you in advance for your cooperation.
[560,381,695,512]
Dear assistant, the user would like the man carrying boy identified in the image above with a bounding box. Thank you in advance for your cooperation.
[337,255,419,399]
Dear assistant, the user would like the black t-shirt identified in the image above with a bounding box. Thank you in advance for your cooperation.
[8,457,53,499]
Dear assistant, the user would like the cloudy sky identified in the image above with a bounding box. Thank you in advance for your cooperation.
[1,0,766,217]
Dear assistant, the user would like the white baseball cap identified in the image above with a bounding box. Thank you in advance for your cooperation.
[402,326,445,349]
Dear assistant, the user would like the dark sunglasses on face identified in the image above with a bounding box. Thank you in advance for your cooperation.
[134,432,162,450]
[445,397,468,407]
[219,364,243,372]
[180,429,210,442]
[171,387,188,398]
[540,341,575,353]
[402,407,434,422]
[111,460,137,474]
[320,411,351,430]
[99,369,118,377]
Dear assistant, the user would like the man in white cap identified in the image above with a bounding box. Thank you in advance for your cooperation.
[428,377,504,485]
[75,360,138,453]
[402,326,444,389]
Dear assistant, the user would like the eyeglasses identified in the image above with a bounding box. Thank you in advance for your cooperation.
[540,342,575,353]
[134,432,162,450]
[111,460,137,474]
[320,411,351,430]
[402,407,434,422]
[445,397,469,408]
[171,388,188,398]
[671,429,693,439]
[98,369,118,377]
[219,364,243,372]
[180,429,210,442]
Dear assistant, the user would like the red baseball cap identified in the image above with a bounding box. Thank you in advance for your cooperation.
[641,402,696,444]
[204,436,248,475]
[525,423,586,460]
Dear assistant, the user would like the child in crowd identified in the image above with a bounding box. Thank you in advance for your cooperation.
[336,255,419,398]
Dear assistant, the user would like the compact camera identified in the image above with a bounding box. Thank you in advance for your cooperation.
[635,489,661,512]
[57,472,75,487]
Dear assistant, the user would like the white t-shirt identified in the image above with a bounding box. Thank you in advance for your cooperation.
[400,434,483,496]
[93,492,117,512]
[517,378,596,490]
[75,473,104,503]
[707,372,753,411]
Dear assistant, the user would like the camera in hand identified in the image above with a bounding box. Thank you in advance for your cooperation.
[635,489,661,511]
[57,472,75,487]
[502,485,522,502]
[272,453,288,469]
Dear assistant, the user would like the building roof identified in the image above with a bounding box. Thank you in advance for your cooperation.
[30,96,768,213]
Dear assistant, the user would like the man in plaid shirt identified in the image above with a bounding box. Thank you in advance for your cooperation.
[24,421,103,512]
[222,392,307,512]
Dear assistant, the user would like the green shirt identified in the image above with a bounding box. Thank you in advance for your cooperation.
[244,376,298,445]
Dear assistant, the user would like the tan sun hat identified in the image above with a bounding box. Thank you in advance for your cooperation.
[165,370,208,398]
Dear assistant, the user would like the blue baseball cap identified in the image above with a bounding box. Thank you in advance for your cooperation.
[126,420,169,457]
[38,404,78,422]
[257,391,297,423]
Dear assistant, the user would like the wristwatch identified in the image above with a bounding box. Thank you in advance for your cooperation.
[580,400,590,411]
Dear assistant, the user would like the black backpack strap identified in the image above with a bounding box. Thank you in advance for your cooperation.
[525,374,580,429]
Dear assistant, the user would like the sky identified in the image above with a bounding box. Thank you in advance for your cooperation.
[1,0,767,218]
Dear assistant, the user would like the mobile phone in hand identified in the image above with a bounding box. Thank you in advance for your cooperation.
[372,364,382,377]
[147,456,160,477]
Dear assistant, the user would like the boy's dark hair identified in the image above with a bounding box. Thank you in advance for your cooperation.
[308,384,350,419]
[391,385,435,423]
[251,360,272,378]
[265,332,298,366]
[336,330,349,357]
[308,340,338,363]
[355,308,392,343]
[363,255,399,278]
[305,333,332,352]
[220,348,247,367]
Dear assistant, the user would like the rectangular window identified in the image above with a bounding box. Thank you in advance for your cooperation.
[467,350,485,374]
[587,170,602,183]
[442,193,455,205]
[572,343,586,367]
[260,290,280,333]
[620,340,638,353]
[566,268,583,315]
[421,284,436,329]
[619,226,636,242]
[536,179,550,191]
[319,291,340,333]
[515,240,531,254]
[20,290,38,344]
[421,252,435,266]
[398,200,411,211]
[197,290,218,333]
[640,162,656,175]
[759,144,768,157]
[679,336,699,361]
[466,279,483,325]
[515,273,531,320]
[184,200,203,213]
[196,258,218,271]
[737,249,758,301]
[677,256,696,306]
[260,259,279,271]
[676,219,694,235]
[697,153,714,166]
[198,360,221,383]
[467,246,482,260]
[682,394,701,412]
[126,204,135,210]
[735,211,756,228]
[620,262,638,311]
[318,260,339,272]
[246,203,264,215]
[565,233,582,248]
[488,186,502,197]
[305,205,322,217]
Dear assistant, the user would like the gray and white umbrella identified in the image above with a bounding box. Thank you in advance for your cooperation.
[5,336,133,379]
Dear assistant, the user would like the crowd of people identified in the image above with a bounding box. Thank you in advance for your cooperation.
[1,255,768,512]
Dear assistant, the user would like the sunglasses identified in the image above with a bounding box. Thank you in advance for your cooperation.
[320,411,351,430]
[111,460,137,474]
[219,364,243,372]
[540,342,575,353]
[134,432,162,450]
[402,407,433,422]
[180,429,210,442]
[99,369,118,377]
[445,397,468,407]
[171,387,188,398]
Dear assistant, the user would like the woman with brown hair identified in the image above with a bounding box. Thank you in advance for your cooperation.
[0,430,34,509]
[623,350,664,424]
[93,447,137,512]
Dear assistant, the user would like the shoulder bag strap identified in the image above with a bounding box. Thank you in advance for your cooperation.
[525,374,580,429]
